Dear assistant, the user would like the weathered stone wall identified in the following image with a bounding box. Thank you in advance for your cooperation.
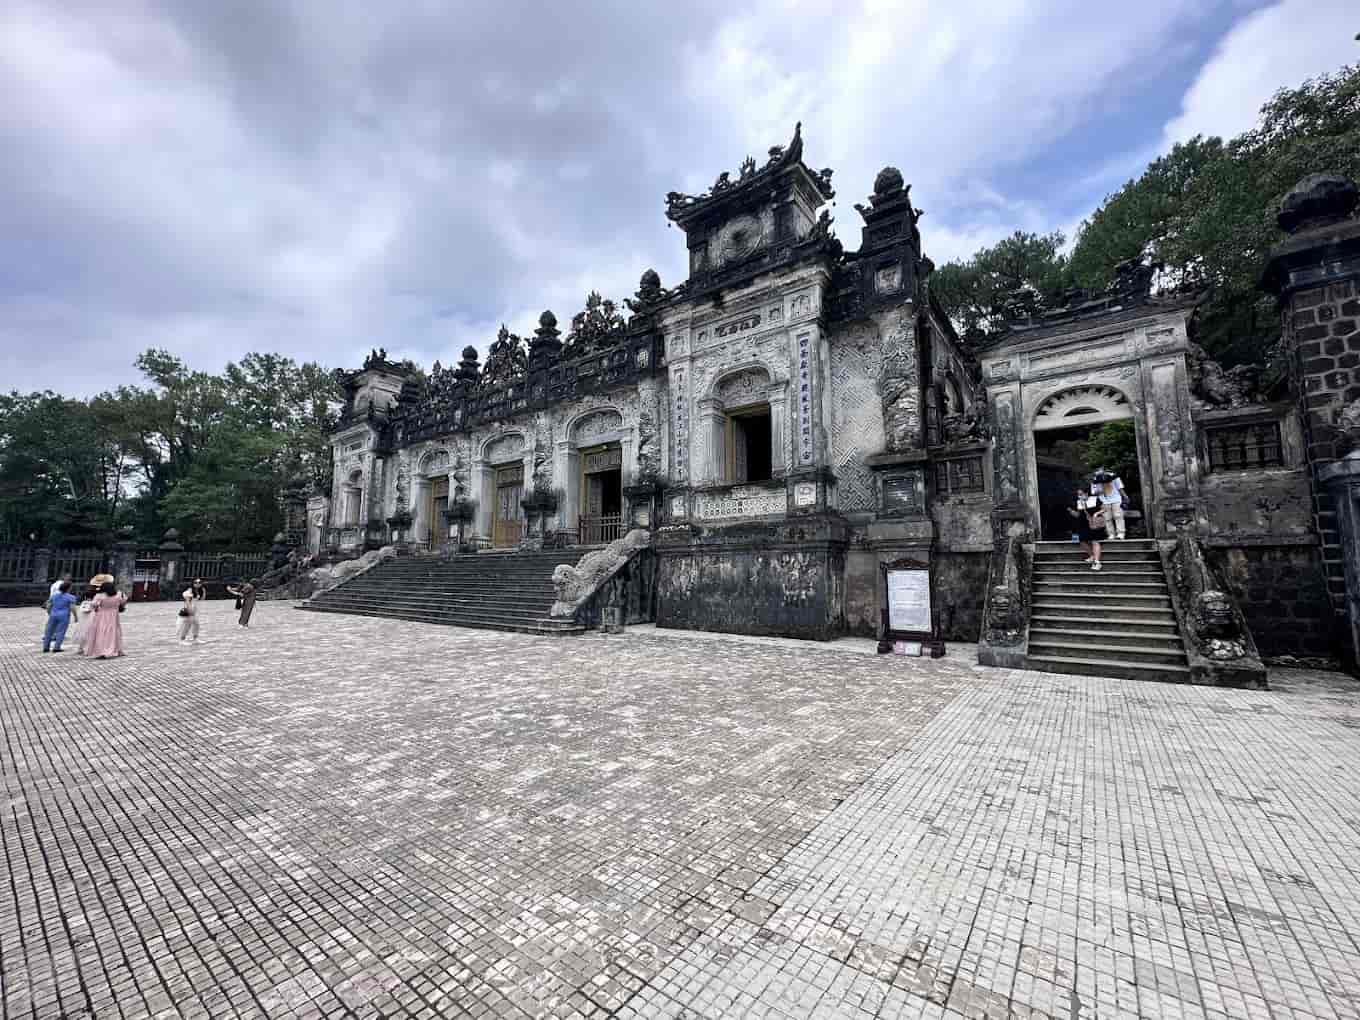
[1207,542,1336,662]
[933,551,989,641]
[1290,277,1360,608]
[1199,469,1315,541]
[655,517,847,640]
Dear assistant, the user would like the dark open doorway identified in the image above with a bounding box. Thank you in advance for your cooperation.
[1035,420,1141,540]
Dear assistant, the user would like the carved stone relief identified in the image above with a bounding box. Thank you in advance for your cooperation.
[572,408,624,444]
[829,322,884,512]
[717,367,772,408]
[484,432,525,465]
[877,306,921,452]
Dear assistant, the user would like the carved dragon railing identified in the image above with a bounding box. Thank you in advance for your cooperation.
[977,511,1033,669]
[547,529,656,630]
[1161,532,1267,688]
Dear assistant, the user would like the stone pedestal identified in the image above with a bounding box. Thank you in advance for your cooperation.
[1322,457,1360,667]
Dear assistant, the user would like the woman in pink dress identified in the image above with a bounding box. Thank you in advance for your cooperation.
[84,581,128,659]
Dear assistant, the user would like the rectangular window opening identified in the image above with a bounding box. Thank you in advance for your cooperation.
[726,405,773,483]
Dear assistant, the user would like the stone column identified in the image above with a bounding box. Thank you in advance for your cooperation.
[1261,173,1360,662]
[695,397,724,485]
[32,547,51,585]
[112,538,137,594]
[158,530,184,598]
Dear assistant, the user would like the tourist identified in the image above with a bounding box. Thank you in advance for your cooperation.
[83,581,128,659]
[1083,495,1108,571]
[177,584,201,644]
[1092,469,1127,540]
[227,580,257,628]
[191,577,207,602]
[47,572,72,604]
[1067,492,1107,569]
[41,580,79,653]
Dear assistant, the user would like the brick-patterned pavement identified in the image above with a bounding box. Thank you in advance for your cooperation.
[1,601,1359,1019]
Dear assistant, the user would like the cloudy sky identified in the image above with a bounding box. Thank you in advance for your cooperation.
[1,0,1355,396]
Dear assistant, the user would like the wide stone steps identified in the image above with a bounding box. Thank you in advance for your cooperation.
[298,550,589,635]
[1026,539,1190,683]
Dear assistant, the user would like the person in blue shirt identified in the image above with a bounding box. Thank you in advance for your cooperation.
[43,580,79,653]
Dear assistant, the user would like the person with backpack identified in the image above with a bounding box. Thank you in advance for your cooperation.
[1092,468,1128,540]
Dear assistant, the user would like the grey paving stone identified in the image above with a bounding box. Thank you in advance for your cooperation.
[2,602,1360,1019]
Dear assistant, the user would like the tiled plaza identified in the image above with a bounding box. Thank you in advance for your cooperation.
[2,602,1359,1019]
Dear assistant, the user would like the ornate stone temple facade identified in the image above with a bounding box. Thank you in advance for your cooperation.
[316,125,992,641]
[315,127,1354,667]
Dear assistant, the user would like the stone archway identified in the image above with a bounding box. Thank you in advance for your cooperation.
[1033,384,1132,431]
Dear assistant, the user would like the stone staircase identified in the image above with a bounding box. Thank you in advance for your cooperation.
[1027,538,1191,683]
[297,549,592,635]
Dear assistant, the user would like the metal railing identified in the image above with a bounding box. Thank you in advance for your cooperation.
[578,514,623,546]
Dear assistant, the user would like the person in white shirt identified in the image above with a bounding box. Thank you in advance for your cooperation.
[1091,470,1127,540]
[48,573,71,601]
[177,586,201,644]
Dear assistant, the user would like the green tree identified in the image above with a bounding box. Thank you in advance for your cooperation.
[1068,63,1360,368]
[931,231,1071,343]
[1084,421,1139,486]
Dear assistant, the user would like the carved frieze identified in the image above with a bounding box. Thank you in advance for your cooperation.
[694,485,786,520]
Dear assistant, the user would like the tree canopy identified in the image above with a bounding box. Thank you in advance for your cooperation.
[0,351,341,548]
[934,63,1360,368]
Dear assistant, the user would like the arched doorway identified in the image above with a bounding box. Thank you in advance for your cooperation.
[1031,385,1140,539]
[569,409,625,544]
[417,449,452,548]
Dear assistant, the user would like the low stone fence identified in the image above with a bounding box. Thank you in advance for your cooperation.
[0,542,270,607]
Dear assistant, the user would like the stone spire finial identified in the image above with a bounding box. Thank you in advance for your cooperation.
[1277,174,1359,234]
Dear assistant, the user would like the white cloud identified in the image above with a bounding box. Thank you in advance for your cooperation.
[0,0,1345,397]
[1162,0,1358,146]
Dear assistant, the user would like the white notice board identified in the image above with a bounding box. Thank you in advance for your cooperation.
[886,568,932,633]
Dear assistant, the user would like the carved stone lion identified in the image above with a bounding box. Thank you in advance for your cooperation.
[1193,589,1249,659]
[983,586,1024,646]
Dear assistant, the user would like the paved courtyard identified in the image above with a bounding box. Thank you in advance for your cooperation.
[2,602,1360,1019]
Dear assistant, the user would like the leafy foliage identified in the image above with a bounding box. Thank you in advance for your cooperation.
[936,63,1360,368]
[930,231,1070,343]
[0,351,341,548]
[1084,421,1139,486]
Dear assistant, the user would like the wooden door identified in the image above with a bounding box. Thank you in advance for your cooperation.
[429,477,450,546]
[493,464,523,548]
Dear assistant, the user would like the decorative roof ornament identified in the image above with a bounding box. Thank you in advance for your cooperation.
[626,268,670,316]
[482,325,527,385]
[528,309,564,371]
[664,121,832,223]
[453,346,480,383]
[1277,173,1359,234]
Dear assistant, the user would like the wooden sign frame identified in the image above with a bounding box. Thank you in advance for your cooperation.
[877,556,945,657]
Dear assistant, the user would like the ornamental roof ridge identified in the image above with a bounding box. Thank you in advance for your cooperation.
[664,122,835,224]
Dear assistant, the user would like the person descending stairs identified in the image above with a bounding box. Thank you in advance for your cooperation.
[1027,538,1190,683]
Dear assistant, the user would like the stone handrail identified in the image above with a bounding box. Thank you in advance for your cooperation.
[1161,532,1267,688]
[977,512,1033,669]
[299,545,397,601]
[549,529,654,625]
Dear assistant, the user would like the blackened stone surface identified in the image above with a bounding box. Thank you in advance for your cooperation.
[933,551,988,641]
[1209,543,1339,662]
[656,518,848,640]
